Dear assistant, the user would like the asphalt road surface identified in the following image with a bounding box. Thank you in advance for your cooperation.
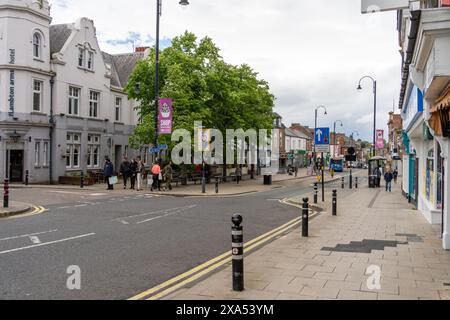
[0,172,360,300]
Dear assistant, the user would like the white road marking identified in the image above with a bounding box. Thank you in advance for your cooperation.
[0,230,58,242]
[136,206,198,225]
[120,220,130,225]
[89,193,108,196]
[0,233,96,256]
[29,236,41,244]
[113,205,197,225]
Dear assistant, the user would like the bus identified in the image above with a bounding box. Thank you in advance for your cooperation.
[330,158,345,172]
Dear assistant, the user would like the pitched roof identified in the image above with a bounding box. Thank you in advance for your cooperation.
[49,24,73,54]
[110,52,145,88]
[101,52,121,88]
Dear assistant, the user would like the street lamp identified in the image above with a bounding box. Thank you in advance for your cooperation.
[333,120,343,158]
[153,0,190,154]
[314,105,327,165]
[357,75,377,157]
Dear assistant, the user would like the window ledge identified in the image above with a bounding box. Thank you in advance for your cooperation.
[31,111,46,116]
[114,122,125,125]
[77,66,95,73]
[87,117,103,122]
[33,57,45,63]
[66,115,83,120]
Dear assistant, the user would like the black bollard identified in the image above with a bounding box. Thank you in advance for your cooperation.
[232,214,244,292]
[332,189,337,216]
[342,177,345,189]
[313,183,318,204]
[215,178,219,194]
[355,177,358,189]
[302,198,309,237]
[80,171,84,189]
[25,170,29,186]
[349,169,353,190]
[3,178,9,208]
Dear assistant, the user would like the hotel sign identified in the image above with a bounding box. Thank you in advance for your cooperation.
[8,49,15,116]
[361,0,409,14]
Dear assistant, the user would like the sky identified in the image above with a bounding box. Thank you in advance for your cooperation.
[49,0,401,142]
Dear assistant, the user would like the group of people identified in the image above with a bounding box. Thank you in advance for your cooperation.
[103,157,146,191]
[149,160,173,192]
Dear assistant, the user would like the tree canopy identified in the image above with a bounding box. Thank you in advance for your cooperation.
[125,31,275,150]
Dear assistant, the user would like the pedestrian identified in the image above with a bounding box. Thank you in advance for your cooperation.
[393,168,399,184]
[384,169,394,192]
[103,158,114,191]
[235,165,242,184]
[163,161,173,191]
[120,157,132,189]
[151,161,161,192]
[129,158,137,190]
[136,157,145,191]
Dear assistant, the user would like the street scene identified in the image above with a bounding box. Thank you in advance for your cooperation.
[1,0,450,308]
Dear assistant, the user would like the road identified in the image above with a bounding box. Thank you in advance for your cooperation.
[0,172,360,300]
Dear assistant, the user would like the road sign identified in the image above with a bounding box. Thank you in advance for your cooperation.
[150,147,160,154]
[315,127,330,146]
[158,144,169,150]
[316,145,330,153]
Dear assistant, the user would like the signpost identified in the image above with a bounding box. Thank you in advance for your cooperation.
[315,128,330,202]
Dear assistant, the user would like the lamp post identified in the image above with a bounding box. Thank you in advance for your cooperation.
[153,0,190,154]
[357,76,377,157]
[314,105,327,166]
[333,120,343,158]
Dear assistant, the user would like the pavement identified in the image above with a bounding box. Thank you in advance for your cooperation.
[165,181,450,300]
[0,202,32,218]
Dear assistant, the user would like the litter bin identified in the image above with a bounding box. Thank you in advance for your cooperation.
[264,175,272,185]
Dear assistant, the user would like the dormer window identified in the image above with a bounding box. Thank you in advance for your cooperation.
[78,46,94,71]
[78,48,85,68]
[33,33,41,59]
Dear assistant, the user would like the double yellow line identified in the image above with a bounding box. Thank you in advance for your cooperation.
[129,206,318,300]
[4,205,46,220]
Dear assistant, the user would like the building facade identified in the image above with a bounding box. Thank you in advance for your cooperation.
[397,1,450,249]
[0,0,147,184]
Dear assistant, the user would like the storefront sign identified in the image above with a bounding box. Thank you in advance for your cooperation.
[8,49,15,116]
[158,98,173,135]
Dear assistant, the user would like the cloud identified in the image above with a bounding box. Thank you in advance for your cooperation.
[48,0,402,141]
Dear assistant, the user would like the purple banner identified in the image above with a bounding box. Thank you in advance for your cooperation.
[158,98,173,135]
[376,129,385,150]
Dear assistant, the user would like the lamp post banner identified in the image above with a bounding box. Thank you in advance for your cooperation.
[158,98,173,135]
[376,129,384,150]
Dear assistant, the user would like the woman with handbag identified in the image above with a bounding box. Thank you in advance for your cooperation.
[151,161,161,192]
[104,159,114,190]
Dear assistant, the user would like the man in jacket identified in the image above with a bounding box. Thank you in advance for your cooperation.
[104,159,114,190]
[384,170,394,192]
[120,157,132,189]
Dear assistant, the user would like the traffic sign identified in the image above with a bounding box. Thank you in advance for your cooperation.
[316,145,330,153]
[150,147,160,154]
[315,128,330,146]
[158,144,169,150]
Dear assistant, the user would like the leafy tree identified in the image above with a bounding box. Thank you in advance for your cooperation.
[125,31,275,166]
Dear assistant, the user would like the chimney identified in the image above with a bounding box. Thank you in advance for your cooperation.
[135,46,150,53]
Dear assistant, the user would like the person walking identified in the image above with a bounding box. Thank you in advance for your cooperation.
[104,158,114,191]
[393,168,399,184]
[120,157,132,189]
[235,165,242,184]
[129,158,137,190]
[384,169,394,192]
[136,157,145,191]
[151,161,161,192]
[376,166,382,188]
[163,161,173,191]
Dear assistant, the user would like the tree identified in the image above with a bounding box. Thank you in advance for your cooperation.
[125,31,275,166]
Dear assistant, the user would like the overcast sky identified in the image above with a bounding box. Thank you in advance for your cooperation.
[49,0,401,142]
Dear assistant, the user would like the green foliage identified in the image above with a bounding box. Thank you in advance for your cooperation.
[125,31,275,151]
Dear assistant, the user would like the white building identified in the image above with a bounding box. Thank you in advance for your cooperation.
[0,0,148,184]
[397,1,450,249]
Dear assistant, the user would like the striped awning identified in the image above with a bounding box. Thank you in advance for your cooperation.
[430,85,450,113]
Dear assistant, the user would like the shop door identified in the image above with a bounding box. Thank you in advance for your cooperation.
[9,150,24,182]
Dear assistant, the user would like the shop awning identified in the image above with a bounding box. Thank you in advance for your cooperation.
[429,85,450,137]
[430,85,450,113]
